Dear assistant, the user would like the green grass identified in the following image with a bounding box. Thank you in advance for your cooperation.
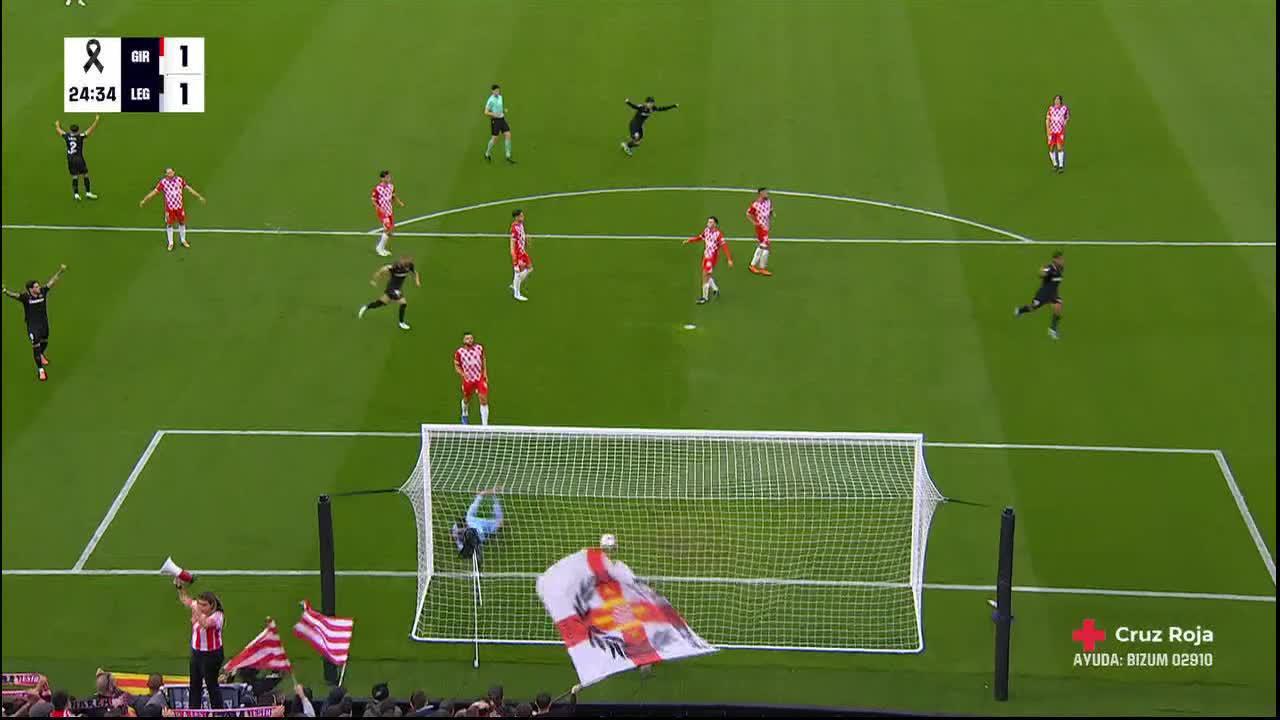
[2,0,1274,715]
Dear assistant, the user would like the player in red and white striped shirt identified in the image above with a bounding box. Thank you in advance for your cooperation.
[454,333,489,425]
[177,585,225,710]
[1045,95,1070,173]
[509,209,532,301]
[138,168,206,251]
[746,188,774,276]
[371,170,406,257]
[683,216,733,304]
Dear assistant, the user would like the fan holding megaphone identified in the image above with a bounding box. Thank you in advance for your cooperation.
[160,556,196,586]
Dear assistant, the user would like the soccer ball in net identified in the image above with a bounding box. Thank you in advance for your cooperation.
[599,533,617,550]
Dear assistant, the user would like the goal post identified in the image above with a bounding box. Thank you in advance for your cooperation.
[407,426,434,637]
[399,424,945,653]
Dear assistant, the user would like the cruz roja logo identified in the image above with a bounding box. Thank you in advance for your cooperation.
[1072,618,1106,651]
[1115,625,1214,645]
[1072,619,1215,668]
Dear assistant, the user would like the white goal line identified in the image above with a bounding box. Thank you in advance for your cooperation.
[0,567,1271,604]
[1,224,1273,248]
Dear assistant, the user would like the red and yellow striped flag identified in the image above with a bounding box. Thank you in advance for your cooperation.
[109,671,189,696]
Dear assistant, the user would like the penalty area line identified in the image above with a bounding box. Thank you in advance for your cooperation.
[385,233,1274,247]
[161,428,418,438]
[1,223,367,237]
[2,224,1274,247]
[1212,450,1277,585]
[71,430,166,571]
[927,584,1274,603]
[51,428,1274,595]
[1,568,1273,603]
[927,441,1217,455]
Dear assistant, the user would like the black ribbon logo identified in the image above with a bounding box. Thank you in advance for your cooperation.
[83,39,104,73]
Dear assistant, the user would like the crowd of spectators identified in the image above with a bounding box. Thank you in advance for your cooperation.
[2,672,575,718]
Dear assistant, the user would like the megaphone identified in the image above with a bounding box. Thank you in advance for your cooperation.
[160,557,196,586]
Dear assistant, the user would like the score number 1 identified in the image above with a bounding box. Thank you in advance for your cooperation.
[161,37,204,113]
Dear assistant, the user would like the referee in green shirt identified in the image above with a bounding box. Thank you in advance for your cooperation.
[484,84,515,164]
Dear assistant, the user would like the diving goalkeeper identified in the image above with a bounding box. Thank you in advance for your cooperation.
[451,488,504,561]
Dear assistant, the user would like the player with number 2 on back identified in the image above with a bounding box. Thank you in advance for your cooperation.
[55,114,99,201]
[371,170,405,257]
[138,168,206,251]
[455,333,490,426]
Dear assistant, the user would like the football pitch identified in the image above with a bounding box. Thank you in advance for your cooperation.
[2,0,1275,716]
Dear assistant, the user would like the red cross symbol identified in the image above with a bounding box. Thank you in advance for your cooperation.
[1071,619,1106,652]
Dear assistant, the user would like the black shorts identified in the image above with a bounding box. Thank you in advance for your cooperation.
[458,527,482,559]
[28,327,48,345]
[490,117,511,135]
[67,156,88,175]
[629,122,645,140]
[1032,289,1061,307]
[385,287,404,300]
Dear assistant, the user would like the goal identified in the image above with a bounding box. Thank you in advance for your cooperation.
[400,424,945,653]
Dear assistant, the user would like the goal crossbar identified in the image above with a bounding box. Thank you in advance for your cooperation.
[419,423,926,443]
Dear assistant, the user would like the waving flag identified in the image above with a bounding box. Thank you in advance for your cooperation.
[293,601,354,665]
[536,548,717,687]
[225,618,292,673]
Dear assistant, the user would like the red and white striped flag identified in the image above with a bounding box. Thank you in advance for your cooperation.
[293,601,354,665]
[224,619,292,674]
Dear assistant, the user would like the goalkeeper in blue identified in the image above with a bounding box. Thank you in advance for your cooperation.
[451,488,504,562]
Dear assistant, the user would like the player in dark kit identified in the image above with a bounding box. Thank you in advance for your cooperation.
[55,115,100,200]
[620,96,678,156]
[3,264,67,382]
[1014,251,1065,339]
[358,256,421,331]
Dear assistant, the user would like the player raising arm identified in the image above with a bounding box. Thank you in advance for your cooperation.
[371,170,405,257]
[1046,95,1070,173]
[4,264,66,382]
[684,216,733,304]
[55,114,100,200]
[746,187,774,276]
[450,488,504,563]
[509,209,532,302]
[1014,251,1065,339]
[139,168,206,251]
[620,96,678,156]
[358,256,420,330]
[454,332,490,425]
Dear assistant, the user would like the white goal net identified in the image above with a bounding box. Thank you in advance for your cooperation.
[400,424,944,653]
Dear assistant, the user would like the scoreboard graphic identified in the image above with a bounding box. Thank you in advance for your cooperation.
[64,37,204,113]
